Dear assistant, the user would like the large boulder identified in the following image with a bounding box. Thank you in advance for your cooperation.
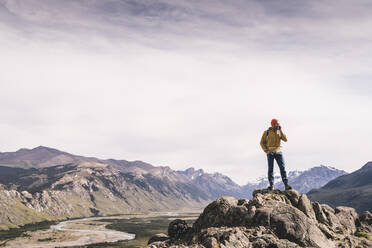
[334,206,358,234]
[254,199,333,247]
[148,189,372,248]
[168,219,191,240]
[193,196,252,231]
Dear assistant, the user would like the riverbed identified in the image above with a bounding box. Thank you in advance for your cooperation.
[1,211,200,248]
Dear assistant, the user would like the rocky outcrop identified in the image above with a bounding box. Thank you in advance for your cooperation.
[148,189,372,248]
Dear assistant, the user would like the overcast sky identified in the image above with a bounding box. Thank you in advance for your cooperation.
[1,0,371,185]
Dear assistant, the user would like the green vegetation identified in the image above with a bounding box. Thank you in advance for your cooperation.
[58,214,198,248]
[0,213,199,248]
[356,231,371,240]
[0,198,55,231]
[0,220,56,241]
[105,215,196,248]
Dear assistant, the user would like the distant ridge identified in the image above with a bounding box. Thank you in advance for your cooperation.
[242,165,347,196]
[308,161,372,213]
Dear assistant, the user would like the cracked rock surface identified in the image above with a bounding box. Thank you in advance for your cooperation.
[148,189,372,248]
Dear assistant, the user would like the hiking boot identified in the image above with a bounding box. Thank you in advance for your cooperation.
[285,184,292,190]
[267,185,274,191]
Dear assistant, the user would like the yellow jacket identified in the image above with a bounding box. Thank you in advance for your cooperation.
[260,127,288,153]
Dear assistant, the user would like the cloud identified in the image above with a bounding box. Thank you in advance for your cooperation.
[0,0,371,184]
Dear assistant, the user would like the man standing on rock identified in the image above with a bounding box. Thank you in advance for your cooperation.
[260,118,292,191]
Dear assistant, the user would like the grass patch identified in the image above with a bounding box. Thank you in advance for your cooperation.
[0,220,57,241]
[57,214,198,248]
[356,231,371,240]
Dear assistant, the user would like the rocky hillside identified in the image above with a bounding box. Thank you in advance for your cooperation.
[147,189,372,248]
[0,146,352,230]
[0,147,244,229]
[178,168,244,199]
[242,165,347,196]
[0,163,210,230]
[308,161,372,214]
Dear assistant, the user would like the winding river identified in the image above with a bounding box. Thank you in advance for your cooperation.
[4,211,200,248]
[51,217,136,240]
[5,216,136,248]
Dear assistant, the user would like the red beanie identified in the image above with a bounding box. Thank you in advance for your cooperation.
[271,118,278,127]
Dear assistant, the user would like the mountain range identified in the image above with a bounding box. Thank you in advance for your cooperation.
[308,161,372,214]
[0,146,243,229]
[243,165,348,196]
[0,146,351,229]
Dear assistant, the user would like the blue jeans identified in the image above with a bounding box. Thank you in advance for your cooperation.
[267,152,288,186]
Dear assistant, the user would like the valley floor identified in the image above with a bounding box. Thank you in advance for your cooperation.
[0,211,201,248]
